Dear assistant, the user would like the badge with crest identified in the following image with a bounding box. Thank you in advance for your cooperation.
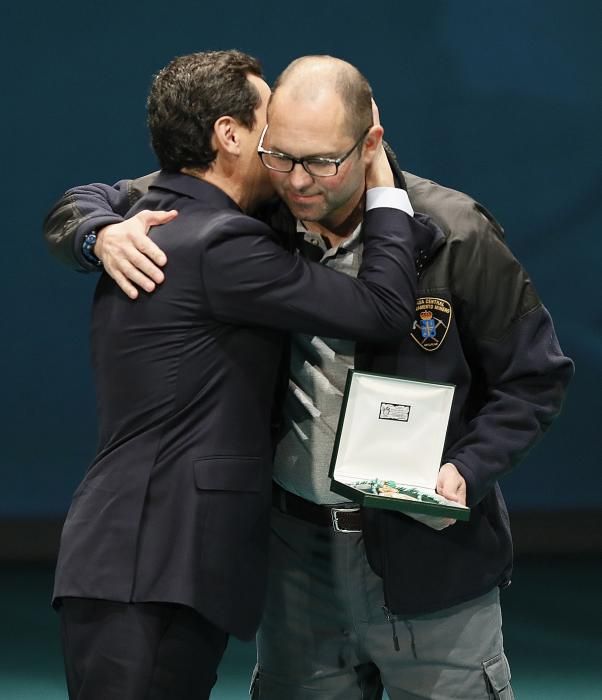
[410,297,452,351]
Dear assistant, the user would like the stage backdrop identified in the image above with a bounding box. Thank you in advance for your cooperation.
[2,1,600,516]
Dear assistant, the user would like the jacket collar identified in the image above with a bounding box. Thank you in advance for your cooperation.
[258,184,447,264]
[150,170,242,212]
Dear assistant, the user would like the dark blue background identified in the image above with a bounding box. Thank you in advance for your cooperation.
[3,1,600,516]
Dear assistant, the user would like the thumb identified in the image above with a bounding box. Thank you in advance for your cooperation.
[155,209,179,222]
[371,98,381,126]
[138,209,179,227]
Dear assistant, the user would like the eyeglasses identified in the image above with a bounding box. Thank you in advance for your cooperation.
[257,126,370,178]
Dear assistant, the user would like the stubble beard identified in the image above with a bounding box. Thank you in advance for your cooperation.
[281,194,328,223]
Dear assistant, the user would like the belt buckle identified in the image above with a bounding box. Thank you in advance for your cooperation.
[331,506,361,533]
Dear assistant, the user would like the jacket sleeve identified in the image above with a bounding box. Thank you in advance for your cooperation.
[43,172,159,271]
[443,220,574,505]
[201,207,433,341]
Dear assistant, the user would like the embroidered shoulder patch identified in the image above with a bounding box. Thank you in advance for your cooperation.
[410,297,452,351]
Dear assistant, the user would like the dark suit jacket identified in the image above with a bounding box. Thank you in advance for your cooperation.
[53,171,429,639]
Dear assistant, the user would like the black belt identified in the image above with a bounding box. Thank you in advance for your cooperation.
[272,484,362,533]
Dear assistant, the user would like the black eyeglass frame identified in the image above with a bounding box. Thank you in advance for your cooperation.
[257,125,371,177]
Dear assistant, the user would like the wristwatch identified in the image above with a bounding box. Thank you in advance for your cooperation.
[82,231,103,267]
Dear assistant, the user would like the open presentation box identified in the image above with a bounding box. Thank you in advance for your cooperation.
[329,370,470,521]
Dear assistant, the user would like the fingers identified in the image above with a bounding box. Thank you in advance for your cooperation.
[133,236,168,272]
[95,210,175,298]
[101,235,164,294]
[432,516,456,530]
[105,255,162,295]
[103,251,163,294]
[436,463,467,506]
[365,142,393,188]
[406,463,465,532]
[134,209,177,267]
[109,268,141,300]
[365,99,392,189]
[371,98,381,126]
[406,511,455,531]
[138,208,178,232]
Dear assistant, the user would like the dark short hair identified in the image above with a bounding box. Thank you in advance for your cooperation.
[147,50,264,172]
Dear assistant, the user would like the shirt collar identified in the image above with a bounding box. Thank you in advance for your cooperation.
[296,220,363,260]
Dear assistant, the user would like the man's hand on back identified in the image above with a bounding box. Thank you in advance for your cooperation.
[94,209,177,299]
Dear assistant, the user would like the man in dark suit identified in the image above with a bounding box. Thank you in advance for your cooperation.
[52,50,429,699]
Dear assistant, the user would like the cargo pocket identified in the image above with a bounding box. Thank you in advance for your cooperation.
[483,652,514,700]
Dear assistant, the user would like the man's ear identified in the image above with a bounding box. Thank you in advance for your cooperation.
[213,115,241,156]
[362,125,384,164]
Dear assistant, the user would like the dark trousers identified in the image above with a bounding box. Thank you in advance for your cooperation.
[58,597,229,700]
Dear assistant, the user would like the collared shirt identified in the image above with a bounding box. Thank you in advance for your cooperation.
[273,188,413,505]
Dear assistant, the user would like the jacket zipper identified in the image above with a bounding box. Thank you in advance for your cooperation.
[380,515,418,659]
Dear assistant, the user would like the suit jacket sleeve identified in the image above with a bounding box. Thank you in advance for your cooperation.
[43,172,159,270]
[201,207,431,341]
